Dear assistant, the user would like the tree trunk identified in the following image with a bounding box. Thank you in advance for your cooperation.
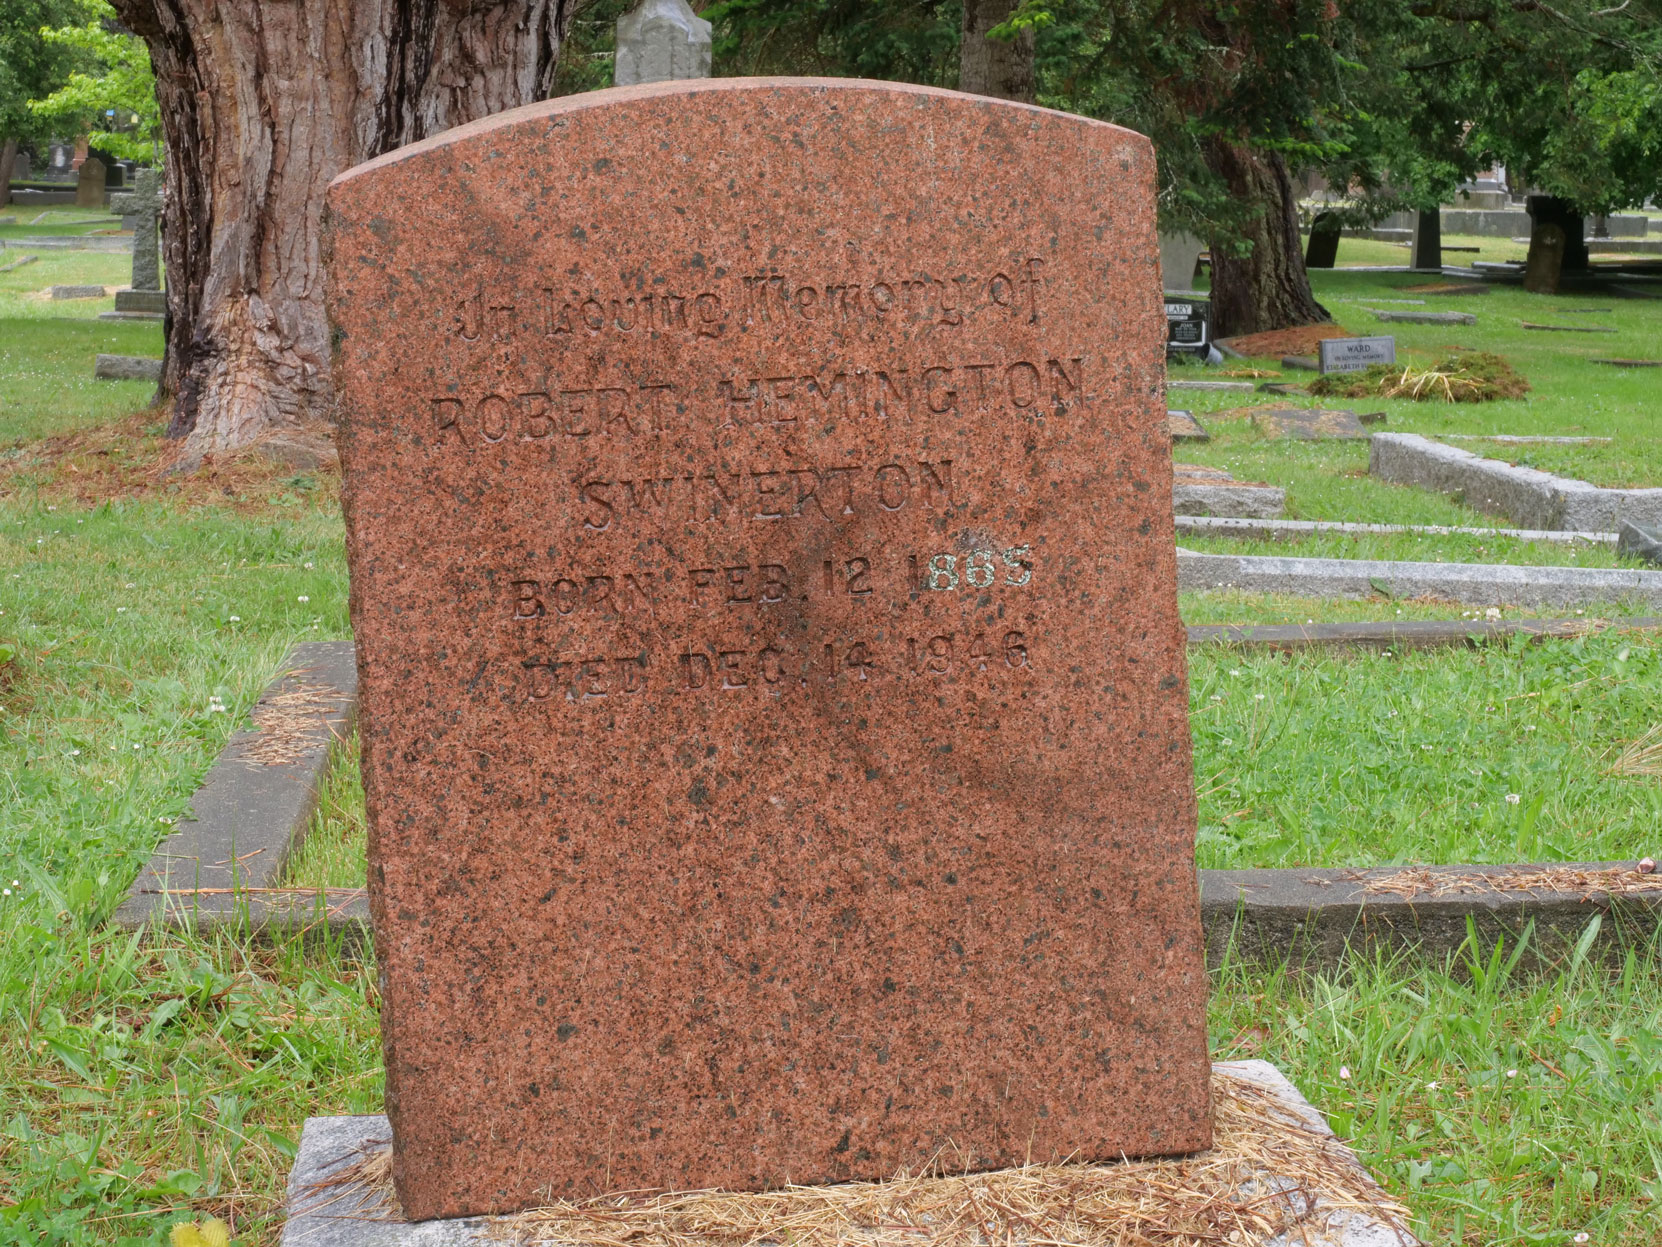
[960,0,1035,103]
[108,0,579,461]
[0,139,16,209]
[1203,140,1328,339]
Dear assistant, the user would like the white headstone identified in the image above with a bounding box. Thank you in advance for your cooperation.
[614,0,712,86]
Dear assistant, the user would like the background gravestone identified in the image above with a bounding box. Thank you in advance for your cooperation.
[75,156,106,207]
[1410,208,1441,270]
[614,0,712,86]
[327,78,1210,1221]
[1304,211,1341,269]
[130,168,161,292]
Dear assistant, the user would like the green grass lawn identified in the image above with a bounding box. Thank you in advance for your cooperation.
[1177,267,1662,491]
[3,264,1662,1243]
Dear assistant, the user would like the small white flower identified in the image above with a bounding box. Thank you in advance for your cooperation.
[1388,709,1397,717]
[1506,1068,1518,1078]
[1210,694,1223,702]
[2,889,10,897]
[68,749,79,756]
[1485,607,1502,620]
[303,561,314,569]
[1229,669,1241,677]
[1339,1066,1351,1080]
[1525,725,1537,732]
[131,743,140,751]
[1506,793,1521,805]
[228,615,240,622]
[116,606,126,613]
[157,816,170,824]
[47,506,55,512]
[124,582,135,589]
[9,880,16,887]
[1254,693,1265,701]
[1222,737,1234,746]
[297,594,309,602]
[1574,1234,1590,1244]
[1425,1080,1439,1089]
[1421,744,1433,751]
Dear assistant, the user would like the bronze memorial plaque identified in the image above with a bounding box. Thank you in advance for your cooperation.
[326,77,1210,1221]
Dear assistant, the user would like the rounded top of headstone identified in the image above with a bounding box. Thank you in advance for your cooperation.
[330,77,1149,196]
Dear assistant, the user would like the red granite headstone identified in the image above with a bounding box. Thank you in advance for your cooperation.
[326,77,1210,1221]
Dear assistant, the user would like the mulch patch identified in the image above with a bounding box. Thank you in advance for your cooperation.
[1218,324,1351,358]
[0,412,338,512]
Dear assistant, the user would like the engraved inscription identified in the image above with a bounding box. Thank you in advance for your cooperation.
[578,460,956,531]
[450,258,1050,343]
[717,357,1082,426]
[431,385,675,448]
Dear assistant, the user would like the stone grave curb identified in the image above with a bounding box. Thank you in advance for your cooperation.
[116,639,1662,967]
[278,1060,1414,1246]
[0,234,133,252]
[1371,432,1662,531]
[1177,547,1662,609]
[111,641,362,941]
[1202,865,1661,970]
[1189,615,1662,652]
[94,354,162,381]
[1172,481,1287,520]
[1175,514,1616,545]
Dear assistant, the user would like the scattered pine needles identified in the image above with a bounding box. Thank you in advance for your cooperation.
[1309,351,1529,403]
[300,1070,1413,1247]
[1362,865,1662,900]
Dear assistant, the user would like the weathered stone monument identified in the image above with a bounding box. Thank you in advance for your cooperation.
[1305,210,1342,269]
[108,168,165,319]
[614,0,712,86]
[327,79,1210,1221]
[75,155,105,207]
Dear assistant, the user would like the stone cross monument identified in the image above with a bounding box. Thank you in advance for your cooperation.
[614,0,712,86]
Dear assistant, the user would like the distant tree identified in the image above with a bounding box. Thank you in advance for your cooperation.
[0,0,101,206]
[27,3,159,162]
[107,0,581,461]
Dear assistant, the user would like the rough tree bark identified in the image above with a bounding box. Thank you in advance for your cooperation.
[0,139,16,208]
[1203,139,1328,339]
[960,0,1035,103]
[107,0,579,461]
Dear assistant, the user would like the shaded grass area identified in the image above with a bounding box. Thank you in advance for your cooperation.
[282,735,366,891]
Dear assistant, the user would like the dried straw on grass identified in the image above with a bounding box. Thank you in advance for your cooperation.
[1607,724,1662,778]
[241,683,342,766]
[1362,865,1662,901]
[306,1071,1412,1247]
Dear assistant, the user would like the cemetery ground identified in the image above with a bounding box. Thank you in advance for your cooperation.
[3,255,1662,1244]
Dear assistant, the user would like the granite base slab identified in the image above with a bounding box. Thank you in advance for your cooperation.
[280,1061,1415,1246]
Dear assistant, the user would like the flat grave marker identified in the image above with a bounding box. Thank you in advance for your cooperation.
[1318,335,1396,375]
[1167,409,1209,441]
[1371,308,1476,325]
[1251,407,1370,441]
[327,79,1211,1221]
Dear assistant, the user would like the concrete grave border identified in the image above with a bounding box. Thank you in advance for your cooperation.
[1175,514,1616,544]
[112,641,364,939]
[113,638,1662,967]
[1177,547,1662,609]
[1371,433,1662,531]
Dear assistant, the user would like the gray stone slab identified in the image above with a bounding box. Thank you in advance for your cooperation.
[2,234,131,251]
[1370,309,1475,325]
[1521,321,1616,333]
[1167,409,1209,441]
[1280,354,1318,371]
[1167,378,1255,392]
[94,354,162,381]
[110,641,362,937]
[1176,547,1662,608]
[1173,514,1617,543]
[1172,465,1287,519]
[130,166,161,291]
[1203,862,1662,970]
[1318,335,1395,374]
[1252,407,1369,440]
[97,310,164,322]
[50,284,106,299]
[1591,357,1662,367]
[1442,434,1610,445]
[115,287,165,313]
[1370,432,1662,531]
[1188,615,1662,652]
[0,254,38,274]
[281,1062,1416,1247]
